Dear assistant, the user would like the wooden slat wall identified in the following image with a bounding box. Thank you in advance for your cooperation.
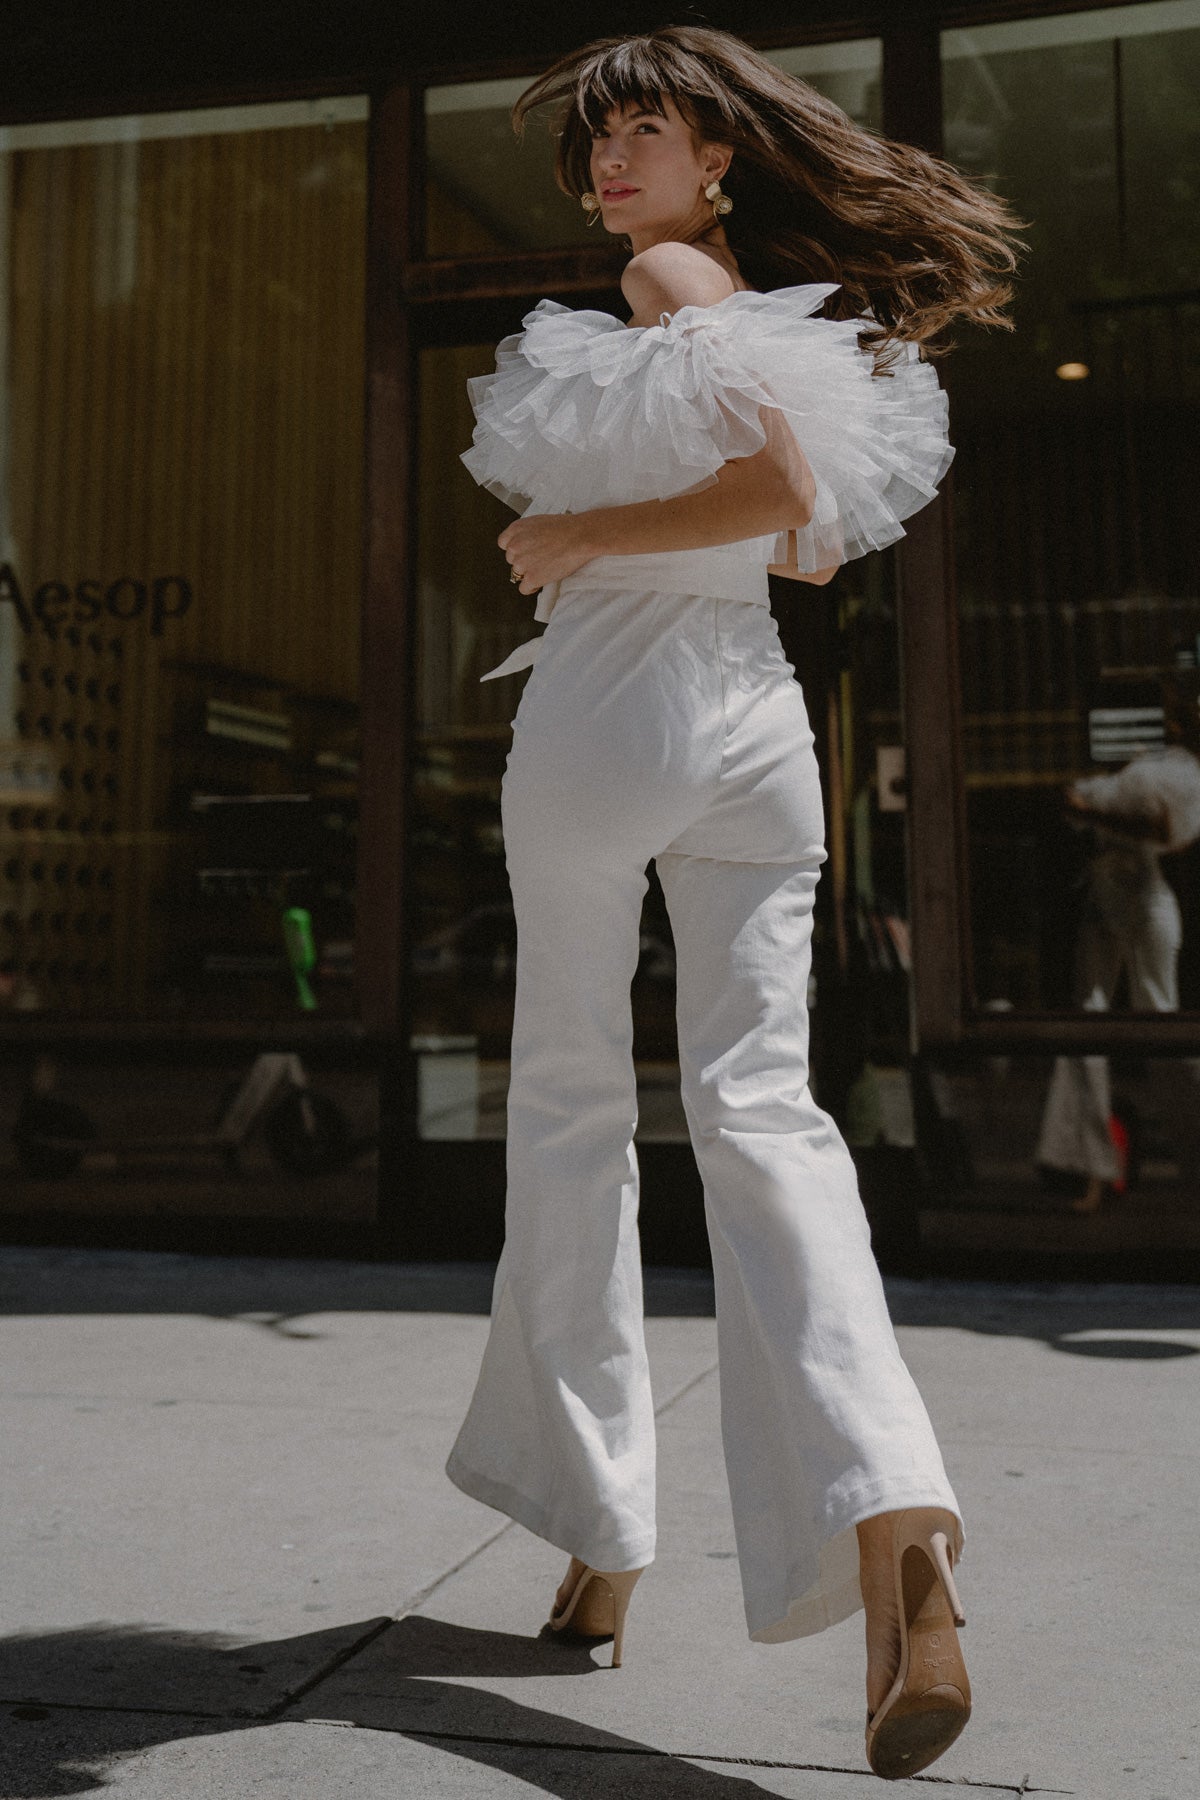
[1,115,367,1014]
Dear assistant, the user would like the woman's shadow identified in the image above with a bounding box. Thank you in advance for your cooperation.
[2,1613,798,1797]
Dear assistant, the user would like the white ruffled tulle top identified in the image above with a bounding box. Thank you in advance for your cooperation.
[462,280,955,575]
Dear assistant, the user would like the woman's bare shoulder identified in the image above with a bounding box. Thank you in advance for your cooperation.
[620,242,739,319]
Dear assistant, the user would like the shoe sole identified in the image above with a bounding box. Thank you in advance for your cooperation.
[867,1688,971,1779]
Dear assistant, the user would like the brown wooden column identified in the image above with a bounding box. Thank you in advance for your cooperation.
[359,76,421,1229]
[882,12,973,1051]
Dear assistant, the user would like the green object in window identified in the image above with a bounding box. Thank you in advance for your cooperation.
[282,906,318,1011]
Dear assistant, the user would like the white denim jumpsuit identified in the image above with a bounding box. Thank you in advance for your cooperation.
[444,288,966,1642]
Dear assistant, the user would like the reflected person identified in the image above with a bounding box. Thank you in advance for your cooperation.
[1036,693,1200,1213]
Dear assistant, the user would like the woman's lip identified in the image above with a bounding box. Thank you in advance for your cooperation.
[601,186,639,200]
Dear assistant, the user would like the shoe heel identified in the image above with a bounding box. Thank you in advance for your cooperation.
[894,1508,965,1627]
[864,1509,971,1780]
[606,1568,643,1669]
[928,1529,966,1627]
[548,1563,645,1668]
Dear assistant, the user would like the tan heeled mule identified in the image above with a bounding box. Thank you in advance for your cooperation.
[547,1563,645,1668]
[864,1507,971,1780]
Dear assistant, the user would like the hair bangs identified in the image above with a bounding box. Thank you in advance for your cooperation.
[572,41,683,135]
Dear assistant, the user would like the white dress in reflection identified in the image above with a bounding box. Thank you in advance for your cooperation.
[1036,744,1200,1182]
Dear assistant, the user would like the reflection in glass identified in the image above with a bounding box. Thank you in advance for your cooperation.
[922,1043,1200,1248]
[0,100,367,1024]
[0,1055,379,1218]
[928,4,1200,1243]
[1034,680,1200,1202]
[941,1,1200,1017]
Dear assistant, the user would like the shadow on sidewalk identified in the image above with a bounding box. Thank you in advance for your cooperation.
[3,1245,1198,1359]
[1,1615,810,1797]
[0,1252,717,1321]
[884,1278,1200,1357]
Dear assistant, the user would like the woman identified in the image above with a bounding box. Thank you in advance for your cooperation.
[1036,698,1200,1214]
[444,24,1028,1781]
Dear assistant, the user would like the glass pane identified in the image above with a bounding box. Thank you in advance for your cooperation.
[937,3,1200,1234]
[777,551,918,1157]
[0,1053,380,1221]
[768,37,883,131]
[0,99,367,1025]
[919,1048,1200,1263]
[423,39,882,257]
[411,340,514,1137]
[941,1,1200,1017]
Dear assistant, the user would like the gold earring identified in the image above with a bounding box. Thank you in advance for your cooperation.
[580,191,601,226]
[705,178,733,218]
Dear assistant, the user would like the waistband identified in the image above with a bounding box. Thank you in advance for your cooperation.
[480,547,771,682]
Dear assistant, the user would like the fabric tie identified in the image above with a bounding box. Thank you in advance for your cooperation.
[480,547,772,681]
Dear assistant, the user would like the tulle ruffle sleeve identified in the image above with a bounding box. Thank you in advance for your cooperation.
[460,282,955,572]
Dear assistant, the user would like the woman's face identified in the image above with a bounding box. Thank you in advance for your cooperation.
[587,94,730,248]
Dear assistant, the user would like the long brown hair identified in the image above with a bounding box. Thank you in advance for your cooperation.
[513,24,1031,368]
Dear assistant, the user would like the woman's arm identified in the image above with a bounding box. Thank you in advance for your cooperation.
[501,389,816,592]
[500,243,819,595]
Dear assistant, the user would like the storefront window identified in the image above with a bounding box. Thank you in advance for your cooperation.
[942,1,1200,1017]
[0,98,368,1025]
[0,98,376,1223]
[423,39,882,257]
[935,1,1200,1231]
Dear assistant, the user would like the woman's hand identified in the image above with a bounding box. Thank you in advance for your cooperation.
[498,418,818,576]
[498,513,598,595]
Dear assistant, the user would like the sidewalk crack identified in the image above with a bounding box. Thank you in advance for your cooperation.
[277,1357,719,1713]
[299,1724,1070,1793]
[652,1358,719,1418]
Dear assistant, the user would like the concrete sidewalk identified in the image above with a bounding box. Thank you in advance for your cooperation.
[1,1247,1196,1799]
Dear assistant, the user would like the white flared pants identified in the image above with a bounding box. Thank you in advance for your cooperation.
[446,551,965,1642]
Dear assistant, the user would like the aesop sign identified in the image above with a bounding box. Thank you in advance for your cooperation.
[0,563,193,637]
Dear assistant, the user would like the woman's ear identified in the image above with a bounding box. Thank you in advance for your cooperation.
[699,142,733,186]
